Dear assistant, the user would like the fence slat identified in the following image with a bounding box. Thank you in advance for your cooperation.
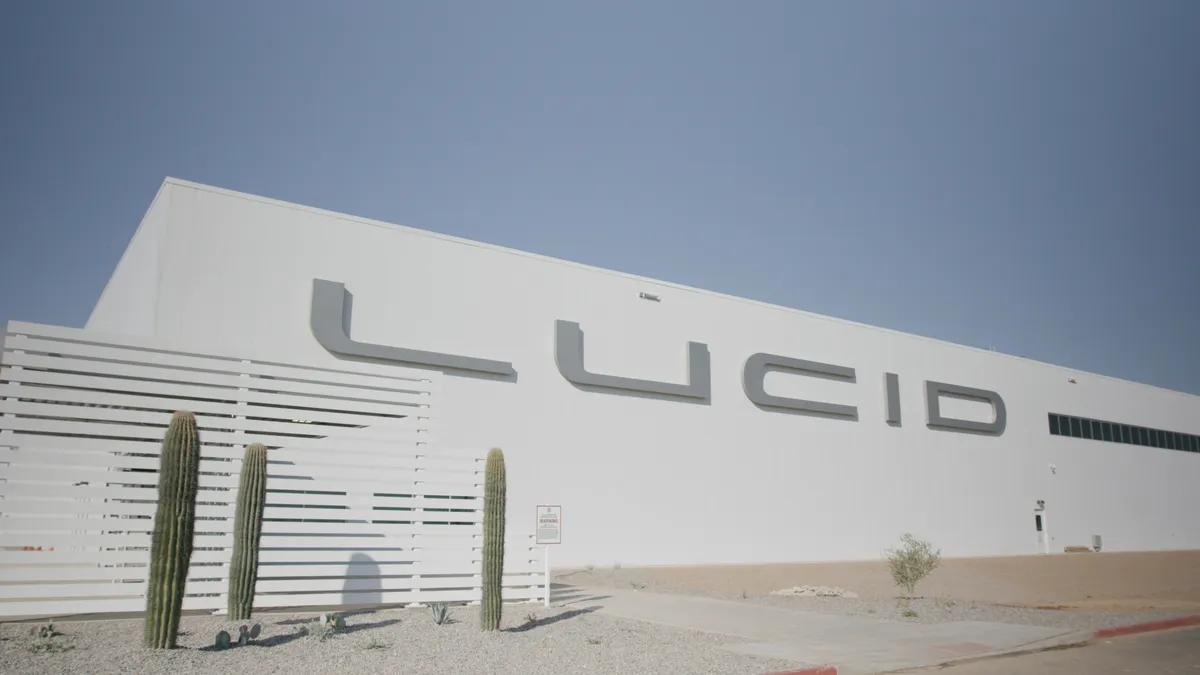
[4,321,444,382]
[0,384,429,427]
[1,369,423,418]
[0,400,439,437]
[4,335,440,392]
[0,435,438,461]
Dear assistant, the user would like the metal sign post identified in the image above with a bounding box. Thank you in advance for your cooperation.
[536,505,562,607]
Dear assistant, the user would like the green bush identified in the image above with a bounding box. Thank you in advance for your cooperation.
[886,532,941,596]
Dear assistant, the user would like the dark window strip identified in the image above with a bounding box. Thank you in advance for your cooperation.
[1047,413,1198,454]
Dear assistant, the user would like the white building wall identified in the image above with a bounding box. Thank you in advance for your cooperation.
[94,179,1200,568]
[85,182,169,335]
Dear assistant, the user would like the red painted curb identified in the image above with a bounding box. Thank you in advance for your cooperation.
[758,615,1200,675]
[1093,614,1200,639]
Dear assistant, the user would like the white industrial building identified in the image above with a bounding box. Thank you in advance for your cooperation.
[38,179,1200,574]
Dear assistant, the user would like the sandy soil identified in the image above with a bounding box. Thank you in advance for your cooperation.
[557,550,1200,612]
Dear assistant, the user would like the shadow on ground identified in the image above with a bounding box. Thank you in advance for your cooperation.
[275,606,382,626]
[551,583,612,606]
[194,629,308,652]
[505,606,601,633]
[343,618,401,634]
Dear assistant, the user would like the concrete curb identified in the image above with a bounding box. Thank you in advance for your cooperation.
[759,615,1200,675]
[880,630,1096,674]
[1092,614,1200,639]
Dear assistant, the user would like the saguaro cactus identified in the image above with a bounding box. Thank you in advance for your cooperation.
[480,447,507,631]
[228,442,268,620]
[144,411,202,649]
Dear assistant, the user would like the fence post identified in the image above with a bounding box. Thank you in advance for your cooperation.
[211,360,253,616]
[0,333,22,501]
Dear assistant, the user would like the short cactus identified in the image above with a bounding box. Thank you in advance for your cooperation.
[228,443,268,620]
[480,447,506,631]
[144,411,202,649]
[319,612,345,631]
[213,623,261,650]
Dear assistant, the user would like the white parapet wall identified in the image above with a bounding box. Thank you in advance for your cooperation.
[0,321,545,619]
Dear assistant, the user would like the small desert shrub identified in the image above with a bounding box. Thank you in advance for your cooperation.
[27,624,70,653]
[27,636,69,653]
[886,533,941,596]
[303,614,343,642]
[31,624,61,639]
[902,609,919,618]
[27,635,70,653]
[364,637,387,650]
[523,612,539,629]
[587,636,602,645]
[429,602,452,625]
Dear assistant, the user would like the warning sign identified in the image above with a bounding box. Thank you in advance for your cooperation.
[536,505,562,545]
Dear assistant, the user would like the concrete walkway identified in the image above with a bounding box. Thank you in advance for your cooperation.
[558,586,1083,674]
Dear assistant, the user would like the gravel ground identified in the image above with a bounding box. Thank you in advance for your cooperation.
[560,568,1195,632]
[0,603,801,675]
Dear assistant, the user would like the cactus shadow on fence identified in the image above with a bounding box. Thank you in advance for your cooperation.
[340,552,383,608]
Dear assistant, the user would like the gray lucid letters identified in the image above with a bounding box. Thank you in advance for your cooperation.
[310,279,516,376]
[554,320,710,399]
[310,279,1006,434]
[885,373,902,425]
[925,381,1007,434]
[742,353,857,418]
[739,359,1003,433]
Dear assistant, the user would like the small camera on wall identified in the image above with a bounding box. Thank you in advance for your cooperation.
[1036,500,1045,509]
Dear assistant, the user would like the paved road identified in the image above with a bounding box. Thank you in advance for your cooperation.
[572,586,1075,674]
[909,627,1200,674]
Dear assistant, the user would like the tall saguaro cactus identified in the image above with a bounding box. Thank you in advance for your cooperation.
[480,447,507,631]
[228,442,268,620]
[144,411,202,649]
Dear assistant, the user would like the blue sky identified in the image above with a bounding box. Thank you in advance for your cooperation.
[1,1,1198,394]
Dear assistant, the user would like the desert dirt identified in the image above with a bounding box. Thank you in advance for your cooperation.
[556,550,1200,612]
[0,603,801,675]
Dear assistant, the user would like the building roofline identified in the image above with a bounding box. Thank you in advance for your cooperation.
[157,176,1198,401]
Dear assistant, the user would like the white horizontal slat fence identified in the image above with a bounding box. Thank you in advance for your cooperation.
[0,321,546,618]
